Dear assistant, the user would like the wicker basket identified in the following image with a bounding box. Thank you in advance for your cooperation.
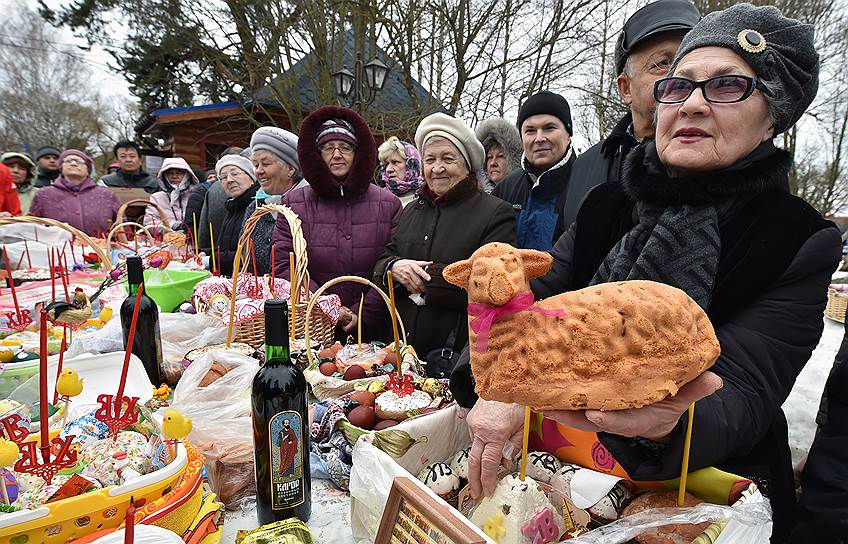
[234,203,335,348]
[825,288,847,323]
[0,216,112,270]
[106,221,158,248]
[303,275,409,399]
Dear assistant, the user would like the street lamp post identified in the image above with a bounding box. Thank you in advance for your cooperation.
[333,52,389,112]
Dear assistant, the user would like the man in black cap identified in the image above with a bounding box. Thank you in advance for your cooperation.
[492,90,577,251]
[566,0,700,201]
[34,145,62,188]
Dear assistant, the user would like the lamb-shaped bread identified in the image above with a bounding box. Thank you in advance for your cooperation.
[443,242,720,410]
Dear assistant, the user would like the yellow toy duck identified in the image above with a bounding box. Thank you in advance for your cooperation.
[56,369,84,399]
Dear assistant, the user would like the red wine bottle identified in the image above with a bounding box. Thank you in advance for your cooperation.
[252,300,311,524]
[121,256,164,386]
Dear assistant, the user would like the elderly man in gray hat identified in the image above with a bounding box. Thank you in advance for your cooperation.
[567,0,700,202]
[239,127,308,275]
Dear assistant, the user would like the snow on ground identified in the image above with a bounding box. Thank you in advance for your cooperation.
[784,315,844,467]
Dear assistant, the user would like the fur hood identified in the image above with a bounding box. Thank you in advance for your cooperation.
[475,117,523,176]
[297,105,377,199]
[155,157,199,192]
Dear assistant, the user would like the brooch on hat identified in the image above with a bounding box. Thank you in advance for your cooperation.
[738,29,766,53]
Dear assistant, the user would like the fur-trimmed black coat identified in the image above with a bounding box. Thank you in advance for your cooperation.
[451,143,841,539]
[532,144,840,539]
[272,106,401,339]
[373,176,516,374]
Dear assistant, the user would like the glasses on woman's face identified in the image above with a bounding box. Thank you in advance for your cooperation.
[219,170,246,181]
[653,75,768,104]
[319,143,355,157]
[62,158,85,166]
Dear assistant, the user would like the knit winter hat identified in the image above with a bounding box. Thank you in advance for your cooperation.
[670,2,819,135]
[415,112,485,172]
[215,154,257,183]
[35,145,61,161]
[516,91,573,135]
[58,149,94,175]
[251,126,301,178]
[316,118,357,148]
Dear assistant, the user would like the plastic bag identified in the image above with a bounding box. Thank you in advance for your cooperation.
[566,486,772,544]
[66,313,227,384]
[159,347,259,509]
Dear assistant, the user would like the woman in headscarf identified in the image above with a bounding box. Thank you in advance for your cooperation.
[0,163,22,217]
[29,149,119,236]
[458,5,841,538]
[377,136,423,206]
[273,106,401,339]
[144,157,199,232]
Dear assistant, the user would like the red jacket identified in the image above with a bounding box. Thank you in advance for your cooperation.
[0,164,22,216]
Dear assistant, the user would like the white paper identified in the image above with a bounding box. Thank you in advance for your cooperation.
[570,468,624,509]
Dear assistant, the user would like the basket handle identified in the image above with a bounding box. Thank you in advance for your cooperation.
[237,203,309,290]
[303,275,408,369]
[107,222,155,246]
[0,216,112,270]
[116,198,170,228]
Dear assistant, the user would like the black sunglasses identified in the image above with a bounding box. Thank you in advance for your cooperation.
[654,75,768,104]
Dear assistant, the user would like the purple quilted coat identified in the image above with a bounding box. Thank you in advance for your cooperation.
[273,106,401,339]
[29,177,120,236]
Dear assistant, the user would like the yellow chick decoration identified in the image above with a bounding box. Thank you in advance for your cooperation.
[162,409,192,441]
[0,438,19,468]
[56,369,84,398]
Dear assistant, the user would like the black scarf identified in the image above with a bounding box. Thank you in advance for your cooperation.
[590,140,786,310]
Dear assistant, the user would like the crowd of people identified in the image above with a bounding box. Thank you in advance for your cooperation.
[0,1,845,539]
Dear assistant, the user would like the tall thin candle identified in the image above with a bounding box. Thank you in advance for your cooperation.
[49,248,56,300]
[225,244,243,347]
[192,215,199,255]
[209,223,217,275]
[39,310,49,456]
[53,327,68,405]
[270,246,276,280]
[289,252,297,340]
[124,497,136,544]
[2,247,21,322]
[357,294,364,351]
[23,241,32,269]
[677,403,696,506]
[60,252,70,301]
[116,285,144,412]
[386,270,401,358]
[519,406,531,480]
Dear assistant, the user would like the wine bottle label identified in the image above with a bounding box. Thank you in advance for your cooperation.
[268,410,305,510]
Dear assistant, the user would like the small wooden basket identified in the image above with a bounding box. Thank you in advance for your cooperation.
[234,203,335,348]
[0,216,112,270]
[825,288,847,323]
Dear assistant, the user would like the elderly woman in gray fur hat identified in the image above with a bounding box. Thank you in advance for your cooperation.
[458,4,840,539]
[474,117,523,193]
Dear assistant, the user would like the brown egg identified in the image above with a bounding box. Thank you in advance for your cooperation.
[382,349,399,367]
[374,419,399,430]
[318,342,343,359]
[350,390,376,407]
[343,365,366,381]
[319,362,338,376]
[348,405,377,430]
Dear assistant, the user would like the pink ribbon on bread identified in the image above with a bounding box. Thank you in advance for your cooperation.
[467,291,565,352]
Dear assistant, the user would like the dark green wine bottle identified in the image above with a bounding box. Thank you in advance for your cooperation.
[251,300,311,524]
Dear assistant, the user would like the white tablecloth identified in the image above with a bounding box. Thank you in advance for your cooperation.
[220,480,354,543]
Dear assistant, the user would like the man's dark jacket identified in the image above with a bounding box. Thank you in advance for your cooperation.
[491,152,575,250]
[101,169,158,193]
[568,113,639,192]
